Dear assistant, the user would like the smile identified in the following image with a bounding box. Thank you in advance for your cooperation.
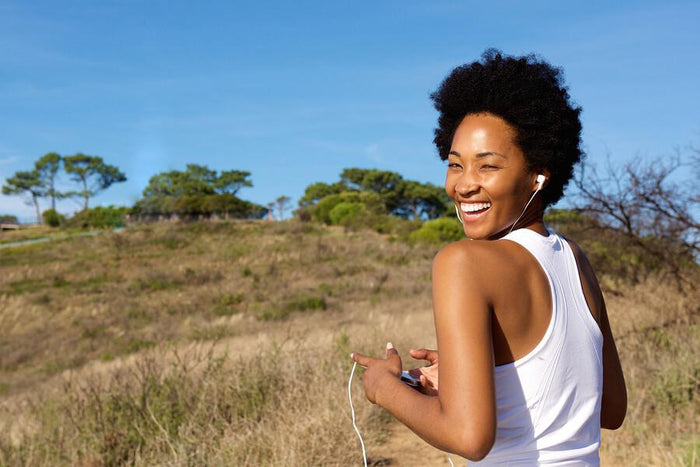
[460,202,492,215]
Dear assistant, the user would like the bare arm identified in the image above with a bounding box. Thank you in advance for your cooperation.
[598,300,627,429]
[352,242,497,460]
[566,240,627,429]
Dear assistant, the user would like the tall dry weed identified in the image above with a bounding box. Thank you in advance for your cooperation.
[1,220,697,465]
[0,340,387,466]
[600,274,699,466]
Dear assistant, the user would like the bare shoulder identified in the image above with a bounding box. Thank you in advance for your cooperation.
[434,239,515,271]
[563,237,605,324]
[433,239,528,298]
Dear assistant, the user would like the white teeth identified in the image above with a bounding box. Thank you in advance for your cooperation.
[460,202,491,213]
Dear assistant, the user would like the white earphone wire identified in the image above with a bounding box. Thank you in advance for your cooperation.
[507,185,541,235]
[348,361,368,467]
[456,175,544,232]
[349,361,458,466]
[454,203,464,224]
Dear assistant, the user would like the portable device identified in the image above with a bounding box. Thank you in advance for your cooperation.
[401,370,421,389]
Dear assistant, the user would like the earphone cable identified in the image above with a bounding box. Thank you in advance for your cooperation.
[508,188,540,235]
[348,361,368,467]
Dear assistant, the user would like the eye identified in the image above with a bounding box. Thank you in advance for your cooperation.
[447,162,462,169]
[480,164,499,170]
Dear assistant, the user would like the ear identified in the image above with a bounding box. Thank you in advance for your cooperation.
[532,168,551,191]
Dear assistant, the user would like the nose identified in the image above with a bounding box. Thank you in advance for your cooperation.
[454,168,479,197]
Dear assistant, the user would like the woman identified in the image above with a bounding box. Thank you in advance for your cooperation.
[351,50,627,464]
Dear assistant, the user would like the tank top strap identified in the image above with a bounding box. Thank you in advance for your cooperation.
[500,228,562,269]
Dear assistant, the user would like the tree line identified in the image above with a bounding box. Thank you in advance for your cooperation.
[2,153,126,224]
[131,165,266,220]
[2,154,451,227]
[3,150,697,287]
[297,167,452,223]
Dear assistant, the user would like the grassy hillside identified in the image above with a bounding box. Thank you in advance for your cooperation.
[0,220,697,465]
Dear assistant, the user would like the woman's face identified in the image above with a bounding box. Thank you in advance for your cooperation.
[445,113,538,240]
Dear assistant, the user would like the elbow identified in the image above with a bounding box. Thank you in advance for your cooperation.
[452,427,496,461]
[601,404,627,430]
[601,394,627,430]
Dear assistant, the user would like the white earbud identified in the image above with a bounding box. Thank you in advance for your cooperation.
[454,204,463,224]
[507,173,547,235]
[535,174,546,191]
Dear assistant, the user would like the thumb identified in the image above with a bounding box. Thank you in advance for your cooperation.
[385,342,398,357]
[410,348,438,364]
[409,348,428,359]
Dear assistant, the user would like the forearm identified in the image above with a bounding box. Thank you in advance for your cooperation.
[375,376,490,459]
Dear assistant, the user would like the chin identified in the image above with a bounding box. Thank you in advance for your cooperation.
[463,225,508,241]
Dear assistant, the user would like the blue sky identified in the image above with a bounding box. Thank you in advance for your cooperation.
[1,0,699,222]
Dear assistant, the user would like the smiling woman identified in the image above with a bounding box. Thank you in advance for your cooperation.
[446,113,542,240]
[351,50,627,465]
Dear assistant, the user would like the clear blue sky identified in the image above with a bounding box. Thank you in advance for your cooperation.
[2,0,699,221]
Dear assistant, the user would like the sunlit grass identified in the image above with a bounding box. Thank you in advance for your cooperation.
[0,219,697,465]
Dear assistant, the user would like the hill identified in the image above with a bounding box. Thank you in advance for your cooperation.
[0,220,697,465]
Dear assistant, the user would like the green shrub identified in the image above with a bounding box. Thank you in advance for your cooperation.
[312,191,385,224]
[129,272,182,292]
[42,208,65,227]
[212,293,244,316]
[0,214,18,224]
[253,303,290,321]
[295,206,312,222]
[285,296,327,312]
[329,201,368,226]
[189,325,234,341]
[368,214,421,238]
[409,217,464,245]
[123,338,156,354]
[65,205,129,229]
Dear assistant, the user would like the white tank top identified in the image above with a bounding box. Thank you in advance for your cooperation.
[471,229,604,466]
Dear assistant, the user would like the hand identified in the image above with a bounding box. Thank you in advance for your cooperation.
[351,342,402,404]
[408,348,439,396]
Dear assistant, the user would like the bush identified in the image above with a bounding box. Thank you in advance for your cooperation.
[42,208,66,227]
[312,191,385,224]
[294,206,312,222]
[544,207,681,284]
[132,194,267,220]
[367,214,421,238]
[0,214,18,224]
[329,202,368,227]
[409,217,464,245]
[65,205,129,229]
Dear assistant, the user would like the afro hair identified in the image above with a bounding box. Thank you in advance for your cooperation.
[431,49,584,208]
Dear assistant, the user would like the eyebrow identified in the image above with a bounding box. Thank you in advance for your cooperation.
[449,150,507,159]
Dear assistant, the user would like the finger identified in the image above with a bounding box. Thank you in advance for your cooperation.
[350,352,372,367]
[385,342,398,357]
[409,348,438,363]
[409,348,430,358]
[408,368,422,378]
[385,342,403,367]
[418,375,433,395]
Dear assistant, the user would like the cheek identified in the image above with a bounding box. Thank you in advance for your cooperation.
[484,173,525,197]
[444,174,457,196]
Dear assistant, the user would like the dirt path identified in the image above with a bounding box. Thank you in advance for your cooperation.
[0,228,115,249]
[370,421,615,466]
[370,421,464,466]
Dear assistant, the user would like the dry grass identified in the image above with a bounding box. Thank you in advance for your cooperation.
[600,279,699,466]
[0,341,393,466]
[0,219,697,465]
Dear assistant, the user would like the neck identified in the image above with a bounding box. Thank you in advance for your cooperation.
[489,217,547,240]
[490,195,547,239]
